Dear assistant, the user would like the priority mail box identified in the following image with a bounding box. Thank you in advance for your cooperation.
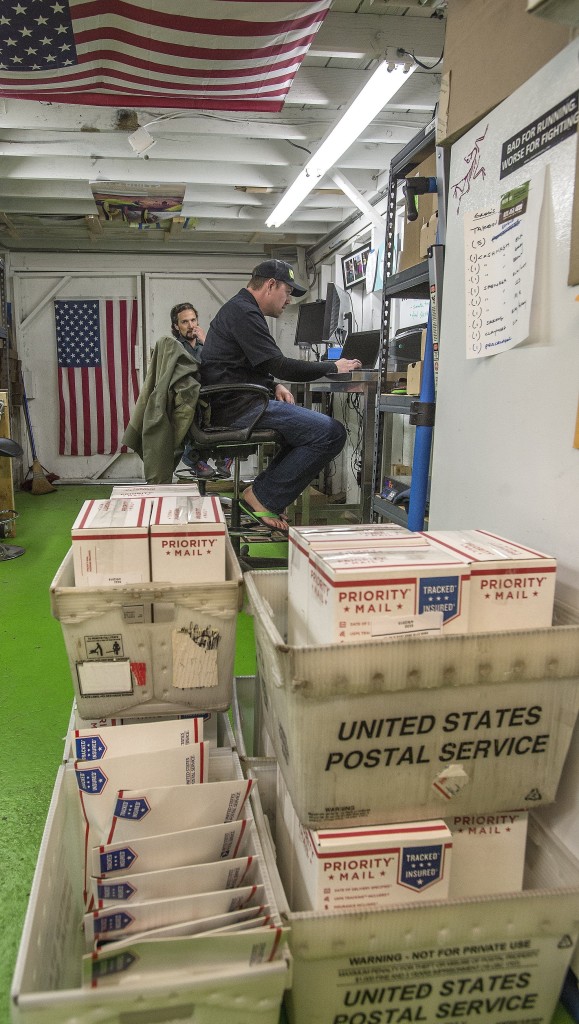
[307,544,470,644]
[445,811,528,899]
[276,769,451,913]
[288,524,426,644]
[295,820,452,913]
[427,529,556,631]
[111,483,200,498]
[72,498,152,586]
[150,495,226,583]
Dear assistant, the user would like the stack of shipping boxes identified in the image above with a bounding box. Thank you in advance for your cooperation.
[11,486,291,1024]
[244,522,579,1024]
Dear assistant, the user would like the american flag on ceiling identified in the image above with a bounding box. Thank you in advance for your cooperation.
[55,298,139,457]
[0,0,331,111]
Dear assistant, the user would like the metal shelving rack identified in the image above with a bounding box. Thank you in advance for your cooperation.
[371,122,448,525]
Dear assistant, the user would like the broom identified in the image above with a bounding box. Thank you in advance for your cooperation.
[21,379,58,494]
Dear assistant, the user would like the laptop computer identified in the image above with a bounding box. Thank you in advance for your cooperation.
[327,329,381,379]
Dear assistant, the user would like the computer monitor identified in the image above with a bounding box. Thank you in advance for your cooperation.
[294,300,326,347]
[322,282,349,343]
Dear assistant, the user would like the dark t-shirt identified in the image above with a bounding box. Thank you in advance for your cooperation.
[201,288,337,422]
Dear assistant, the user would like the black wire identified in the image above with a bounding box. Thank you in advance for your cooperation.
[398,47,444,71]
[343,394,364,481]
[288,141,312,156]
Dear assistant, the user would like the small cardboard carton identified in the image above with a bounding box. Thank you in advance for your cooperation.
[427,529,556,631]
[150,495,226,583]
[404,329,427,397]
[71,498,152,586]
[277,769,452,912]
[419,211,438,258]
[437,0,571,147]
[398,152,438,272]
[444,811,528,899]
[307,543,470,644]
[406,360,423,396]
[288,524,426,645]
[295,821,452,912]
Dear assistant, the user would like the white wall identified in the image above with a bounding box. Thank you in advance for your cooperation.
[429,40,579,615]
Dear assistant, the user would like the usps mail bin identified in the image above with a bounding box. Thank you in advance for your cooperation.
[244,570,579,828]
[50,539,243,719]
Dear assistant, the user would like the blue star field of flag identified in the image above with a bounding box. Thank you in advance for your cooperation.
[55,300,102,368]
[0,1,77,72]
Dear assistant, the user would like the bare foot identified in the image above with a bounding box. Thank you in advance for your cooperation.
[242,486,288,532]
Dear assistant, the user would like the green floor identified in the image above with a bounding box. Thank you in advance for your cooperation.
[0,485,574,1024]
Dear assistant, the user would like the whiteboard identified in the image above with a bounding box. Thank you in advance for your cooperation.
[429,39,579,614]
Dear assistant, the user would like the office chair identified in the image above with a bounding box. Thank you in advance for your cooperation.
[182,383,287,571]
[0,437,25,560]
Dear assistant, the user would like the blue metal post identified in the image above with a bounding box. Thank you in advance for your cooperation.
[406,307,434,531]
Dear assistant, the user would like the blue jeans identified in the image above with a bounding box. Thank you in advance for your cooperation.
[230,400,346,514]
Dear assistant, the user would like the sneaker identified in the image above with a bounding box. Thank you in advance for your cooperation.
[214,456,233,479]
[181,450,216,478]
[194,459,217,479]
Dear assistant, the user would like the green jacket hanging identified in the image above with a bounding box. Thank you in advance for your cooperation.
[122,335,206,484]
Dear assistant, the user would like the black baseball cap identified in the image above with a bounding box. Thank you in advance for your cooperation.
[252,259,307,296]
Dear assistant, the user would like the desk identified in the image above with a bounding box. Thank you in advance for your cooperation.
[298,371,379,525]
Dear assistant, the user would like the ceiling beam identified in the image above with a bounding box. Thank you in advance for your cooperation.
[310,12,445,60]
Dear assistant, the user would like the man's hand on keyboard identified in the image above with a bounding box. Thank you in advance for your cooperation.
[334,357,363,373]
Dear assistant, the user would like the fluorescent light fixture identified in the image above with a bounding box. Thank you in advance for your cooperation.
[266,62,415,228]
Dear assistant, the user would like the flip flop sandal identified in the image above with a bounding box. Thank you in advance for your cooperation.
[239,499,289,533]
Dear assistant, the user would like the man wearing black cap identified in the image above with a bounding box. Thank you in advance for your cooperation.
[200,259,362,531]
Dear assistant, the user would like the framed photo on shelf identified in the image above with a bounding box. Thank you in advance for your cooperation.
[341,243,371,290]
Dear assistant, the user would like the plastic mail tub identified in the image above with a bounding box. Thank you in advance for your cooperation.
[248,758,579,1024]
[244,570,579,828]
[11,751,291,1024]
[50,539,243,719]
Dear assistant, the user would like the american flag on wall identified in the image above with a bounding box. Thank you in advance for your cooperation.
[0,0,331,111]
[55,298,139,457]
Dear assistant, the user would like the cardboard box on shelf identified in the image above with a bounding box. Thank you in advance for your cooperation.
[71,498,152,586]
[437,0,573,147]
[397,152,437,273]
[406,360,423,396]
[404,329,427,396]
[419,211,438,258]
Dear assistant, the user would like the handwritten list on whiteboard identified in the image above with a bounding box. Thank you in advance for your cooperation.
[464,167,546,359]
